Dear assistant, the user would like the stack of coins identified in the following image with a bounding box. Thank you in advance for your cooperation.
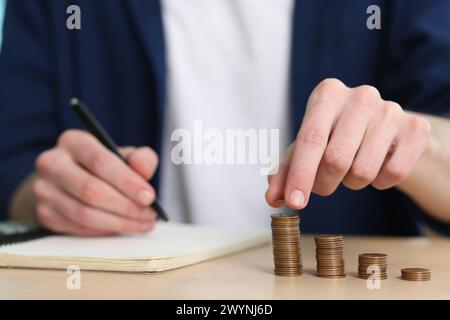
[315,235,345,278]
[271,214,303,277]
[358,253,388,280]
[401,268,431,281]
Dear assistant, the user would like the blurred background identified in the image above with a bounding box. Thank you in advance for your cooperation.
[0,0,5,49]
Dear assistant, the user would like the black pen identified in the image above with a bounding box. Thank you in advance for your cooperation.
[70,98,170,222]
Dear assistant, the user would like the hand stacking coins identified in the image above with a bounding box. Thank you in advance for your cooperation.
[358,253,388,280]
[271,214,303,276]
[315,235,346,278]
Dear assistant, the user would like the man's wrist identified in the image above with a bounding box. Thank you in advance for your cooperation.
[8,173,38,223]
[396,113,441,193]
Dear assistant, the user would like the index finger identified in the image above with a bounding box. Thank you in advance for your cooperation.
[285,80,345,209]
[58,130,155,207]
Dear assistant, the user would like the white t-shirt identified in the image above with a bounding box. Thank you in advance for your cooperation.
[160,0,294,228]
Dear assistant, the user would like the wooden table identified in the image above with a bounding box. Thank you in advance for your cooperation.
[0,236,449,299]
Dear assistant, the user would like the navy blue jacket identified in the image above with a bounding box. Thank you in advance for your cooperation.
[1,0,450,235]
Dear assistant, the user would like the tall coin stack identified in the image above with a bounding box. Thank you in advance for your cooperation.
[401,268,431,281]
[271,214,303,277]
[358,253,388,280]
[315,235,346,278]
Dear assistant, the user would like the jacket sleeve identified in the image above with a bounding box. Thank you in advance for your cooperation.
[381,0,450,118]
[381,0,450,234]
[0,0,59,220]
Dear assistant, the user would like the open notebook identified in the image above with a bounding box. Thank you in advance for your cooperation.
[0,223,269,273]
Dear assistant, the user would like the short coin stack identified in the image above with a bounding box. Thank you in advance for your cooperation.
[358,253,388,280]
[315,235,345,278]
[271,214,303,277]
[401,268,431,281]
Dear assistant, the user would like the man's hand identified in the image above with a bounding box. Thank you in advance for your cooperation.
[266,78,431,210]
[33,129,159,236]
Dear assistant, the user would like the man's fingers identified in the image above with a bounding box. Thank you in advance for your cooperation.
[281,80,426,205]
[36,203,112,237]
[372,116,430,190]
[312,93,375,196]
[285,79,347,209]
[33,178,156,233]
[265,146,294,208]
[120,146,159,180]
[127,147,159,180]
[343,102,402,190]
[120,146,136,159]
[58,130,155,207]
[36,149,153,220]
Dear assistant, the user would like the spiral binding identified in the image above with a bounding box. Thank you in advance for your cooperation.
[0,226,54,246]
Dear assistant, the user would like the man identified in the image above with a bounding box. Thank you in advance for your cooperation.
[0,0,449,236]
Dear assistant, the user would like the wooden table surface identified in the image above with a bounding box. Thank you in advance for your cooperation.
[0,236,449,300]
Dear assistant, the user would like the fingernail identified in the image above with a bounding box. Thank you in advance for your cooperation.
[271,200,285,207]
[138,190,153,206]
[289,189,304,207]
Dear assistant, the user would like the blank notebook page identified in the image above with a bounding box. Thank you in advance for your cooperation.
[0,223,270,272]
